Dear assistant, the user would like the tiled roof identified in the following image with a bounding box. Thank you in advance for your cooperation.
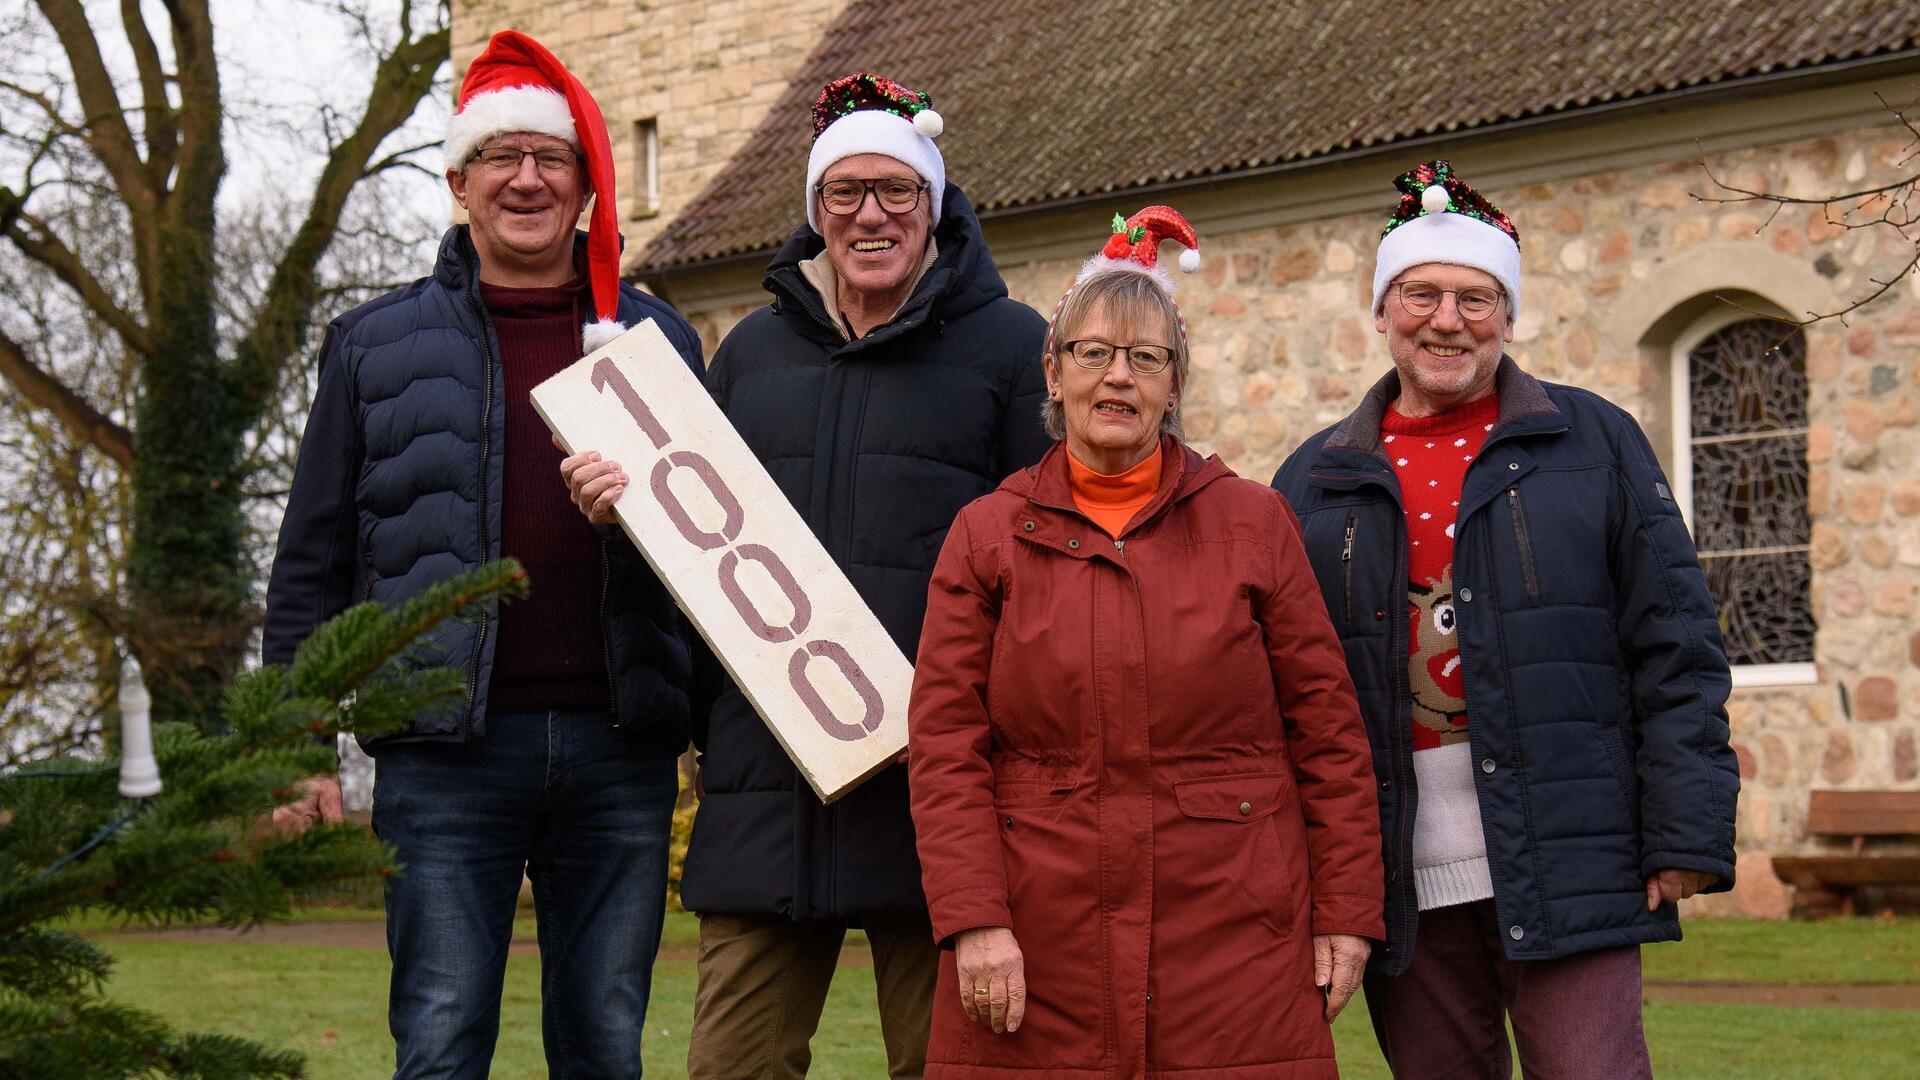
[636,0,1920,272]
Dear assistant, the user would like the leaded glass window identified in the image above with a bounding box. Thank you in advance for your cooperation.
[1680,317,1815,669]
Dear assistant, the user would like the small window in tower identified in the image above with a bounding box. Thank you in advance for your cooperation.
[631,117,659,220]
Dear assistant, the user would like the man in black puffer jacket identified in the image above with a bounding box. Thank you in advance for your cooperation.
[265,33,702,1079]
[566,74,1048,1079]
[1272,161,1738,1080]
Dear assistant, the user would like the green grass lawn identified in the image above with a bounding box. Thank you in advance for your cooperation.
[88,913,1920,1079]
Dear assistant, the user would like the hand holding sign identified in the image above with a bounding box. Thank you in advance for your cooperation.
[533,322,910,802]
[556,442,628,525]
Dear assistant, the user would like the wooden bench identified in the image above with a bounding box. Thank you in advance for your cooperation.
[1772,790,1920,915]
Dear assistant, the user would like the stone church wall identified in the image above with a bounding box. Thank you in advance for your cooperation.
[680,127,1920,918]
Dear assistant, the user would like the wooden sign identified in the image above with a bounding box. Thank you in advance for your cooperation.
[531,321,909,803]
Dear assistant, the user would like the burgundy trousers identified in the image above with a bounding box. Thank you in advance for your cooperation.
[1362,900,1651,1080]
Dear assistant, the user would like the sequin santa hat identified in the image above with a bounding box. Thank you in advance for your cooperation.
[805,73,946,231]
[1371,160,1522,321]
[447,30,627,355]
[1042,205,1204,354]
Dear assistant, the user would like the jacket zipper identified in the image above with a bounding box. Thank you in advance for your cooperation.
[599,536,621,728]
[463,288,496,735]
[1340,512,1357,627]
[1507,488,1540,599]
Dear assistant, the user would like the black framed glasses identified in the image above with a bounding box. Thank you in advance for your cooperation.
[1396,281,1505,321]
[1060,339,1175,374]
[815,177,929,216]
[470,146,580,173]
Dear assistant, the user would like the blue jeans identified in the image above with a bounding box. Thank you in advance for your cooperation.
[371,711,678,1079]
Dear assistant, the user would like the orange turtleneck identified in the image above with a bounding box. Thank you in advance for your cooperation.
[1068,447,1162,538]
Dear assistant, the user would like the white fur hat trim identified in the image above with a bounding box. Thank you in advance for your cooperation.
[446,85,579,168]
[805,109,945,232]
[581,318,628,355]
[1371,212,1522,319]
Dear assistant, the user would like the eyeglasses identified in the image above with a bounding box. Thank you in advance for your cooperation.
[1396,281,1504,321]
[1060,339,1175,374]
[816,178,928,216]
[470,146,580,173]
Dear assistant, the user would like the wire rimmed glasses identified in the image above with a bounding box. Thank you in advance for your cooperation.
[1059,339,1175,374]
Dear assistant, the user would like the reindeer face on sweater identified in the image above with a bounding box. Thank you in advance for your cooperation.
[1408,565,1469,748]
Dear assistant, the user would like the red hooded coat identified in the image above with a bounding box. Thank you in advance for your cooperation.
[910,438,1385,1079]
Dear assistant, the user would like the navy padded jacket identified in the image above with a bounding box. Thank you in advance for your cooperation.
[681,184,1052,919]
[1272,358,1738,974]
[263,226,705,754]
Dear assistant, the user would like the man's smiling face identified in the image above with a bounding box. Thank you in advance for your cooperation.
[447,131,586,278]
[817,153,933,304]
[1376,262,1512,416]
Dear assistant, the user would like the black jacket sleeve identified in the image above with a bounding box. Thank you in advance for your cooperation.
[1607,408,1739,890]
[263,323,363,668]
[995,310,1053,477]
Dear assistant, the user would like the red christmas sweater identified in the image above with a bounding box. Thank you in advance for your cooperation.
[1382,393,1500,909]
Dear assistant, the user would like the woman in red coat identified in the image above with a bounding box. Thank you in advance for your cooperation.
[908,208,1385,1079]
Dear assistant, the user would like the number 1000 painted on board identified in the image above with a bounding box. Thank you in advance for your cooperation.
[590,357,884,743]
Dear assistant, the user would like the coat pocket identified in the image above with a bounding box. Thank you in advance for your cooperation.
[1172,772,1291,823]
[992,775,1075,810]
[1173,772,1297,935]
[1506,487,1540,600]
[1340,511,1358,629]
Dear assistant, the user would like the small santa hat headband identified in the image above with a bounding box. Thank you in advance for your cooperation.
[1042,205,1203,355]
[1371,160,1522,320]
[805,73,946,231]
[448,30,626,355]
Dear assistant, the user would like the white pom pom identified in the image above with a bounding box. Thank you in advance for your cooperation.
[1421,184,1451,215]
[1178,247,1201,274]
[912,108,944,139]
[581,318,628,356]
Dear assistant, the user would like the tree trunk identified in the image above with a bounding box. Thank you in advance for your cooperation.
[129,215,253,725]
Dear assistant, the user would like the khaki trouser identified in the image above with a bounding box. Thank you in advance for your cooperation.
[686,911,938,1080]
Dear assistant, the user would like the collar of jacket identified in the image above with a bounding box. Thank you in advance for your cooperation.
[1000,435,1232,560]
[760,182,1010,355]
[1313,354,1568,478]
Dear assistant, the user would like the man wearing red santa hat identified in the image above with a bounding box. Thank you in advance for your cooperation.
[265,30,704,1078]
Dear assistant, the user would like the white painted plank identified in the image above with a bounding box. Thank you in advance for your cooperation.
[531,321,909,803]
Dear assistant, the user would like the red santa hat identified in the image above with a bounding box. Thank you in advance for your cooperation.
[1041,205,1204,355]
[448,30,626,355]
[1079,205,1202,288]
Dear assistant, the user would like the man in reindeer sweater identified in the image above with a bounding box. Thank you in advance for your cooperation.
[1272,161,1738,1078]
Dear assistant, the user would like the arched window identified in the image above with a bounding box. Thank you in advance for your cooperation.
[1669,311,1816,686]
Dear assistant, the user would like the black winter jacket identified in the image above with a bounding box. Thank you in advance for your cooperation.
[682,184,1051,919]
[1272,358,1738,975]
[263,227,705,755]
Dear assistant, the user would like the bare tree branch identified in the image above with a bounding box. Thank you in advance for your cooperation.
[119,0,178,189]
[0,325,133,467]
[232,9,448,414]
[33,0,156,216]
[0,78,83,139]
[161,0,224,229]
[4,211,153,356]
[1692,92,1919,329]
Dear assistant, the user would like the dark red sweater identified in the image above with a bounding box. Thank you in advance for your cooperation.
[481,277,610,715]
